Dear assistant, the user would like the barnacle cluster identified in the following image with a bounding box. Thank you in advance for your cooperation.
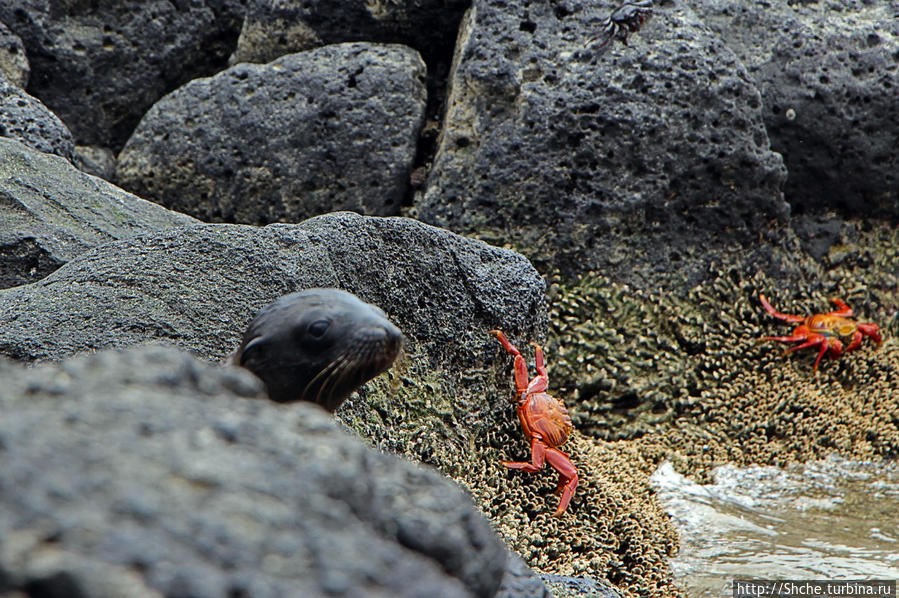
[547,220,899,481]
[546,272,708,440]
[482,434,678,594]
[345,353,681,598]
[343,220,898,598]
[342,358,475,476]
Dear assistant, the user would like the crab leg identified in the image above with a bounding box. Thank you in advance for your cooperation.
[545,448,578,517]
[534,345,547,378]
[826,298,854,318]
[511,356,531,397]
[780,336,828,370]
[845,330,864,352]
[504,439,578,517]
[491,330,549,395]
[759,294,806,323]
[502,436,546,472]
[782,337,824,355]
[827,338,844,359]
[858,323,883,345]
[490,330,531,395]
[760,334,808,344]
[490,329,519,355]
[812,341,832,371]
[528,345,549,394]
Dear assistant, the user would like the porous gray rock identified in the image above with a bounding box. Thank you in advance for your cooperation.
[540,572,622,598]
[0,21,28,87]
[0,344,509,598]
[495,555,554,598]
[0,0,245,149]
[691,0,899,217]
[0,211,546,370]
[232,0,468,64]
[0,74,74,161]
[417,0,790,287]
[0,138,197,289]
[117,44,427,225]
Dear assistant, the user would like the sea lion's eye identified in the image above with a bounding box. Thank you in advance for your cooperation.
[308,319,330,338]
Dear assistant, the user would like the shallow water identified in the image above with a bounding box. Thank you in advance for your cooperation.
[650,456,899,598]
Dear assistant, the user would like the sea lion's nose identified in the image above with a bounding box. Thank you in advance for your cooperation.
[384,322,405,352]
[360,321,404,351]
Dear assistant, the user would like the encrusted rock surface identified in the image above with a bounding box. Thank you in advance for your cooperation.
[0,0,245,149]
[0,138,197,290]
[350,331,680,595]
[232,0,468,64]
[417,0,789,287]
[692,0,899,217]
[0,21,28,87]
[117,44,426,224]
[0,74,74,161]
[0,344,509,598]
[544,220,899,473]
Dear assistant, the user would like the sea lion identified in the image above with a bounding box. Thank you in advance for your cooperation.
[228,288,404,412]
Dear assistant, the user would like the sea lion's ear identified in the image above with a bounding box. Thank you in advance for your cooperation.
[238,336,268,366]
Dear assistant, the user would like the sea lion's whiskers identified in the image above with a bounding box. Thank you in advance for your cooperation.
[300,355,343,402]
[317,341,381,407]
[315,353,352,406]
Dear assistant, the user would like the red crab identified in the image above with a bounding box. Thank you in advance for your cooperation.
[490,330,578,517]
[758,293,883,371]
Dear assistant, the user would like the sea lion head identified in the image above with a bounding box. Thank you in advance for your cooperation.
[230,288,404,412]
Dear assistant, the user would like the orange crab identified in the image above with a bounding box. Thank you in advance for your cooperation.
[758,293,882,371]
[490,330,578,517]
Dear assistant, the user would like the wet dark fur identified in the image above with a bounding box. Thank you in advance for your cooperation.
[229,289,404,412]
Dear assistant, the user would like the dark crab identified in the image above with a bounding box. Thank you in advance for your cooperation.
[592,0,654,49]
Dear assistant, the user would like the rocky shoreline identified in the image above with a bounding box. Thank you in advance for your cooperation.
[1,1,897,597]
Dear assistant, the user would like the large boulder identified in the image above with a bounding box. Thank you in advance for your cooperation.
[0,0,245,150]
[691,0,899,217]
[0,73,74,161]
[0,138,197,289]
[117,44,427,225]
[0,211,545,367]
[416,0,790,287]
[232,0,468,65]
[0,344,509,598]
